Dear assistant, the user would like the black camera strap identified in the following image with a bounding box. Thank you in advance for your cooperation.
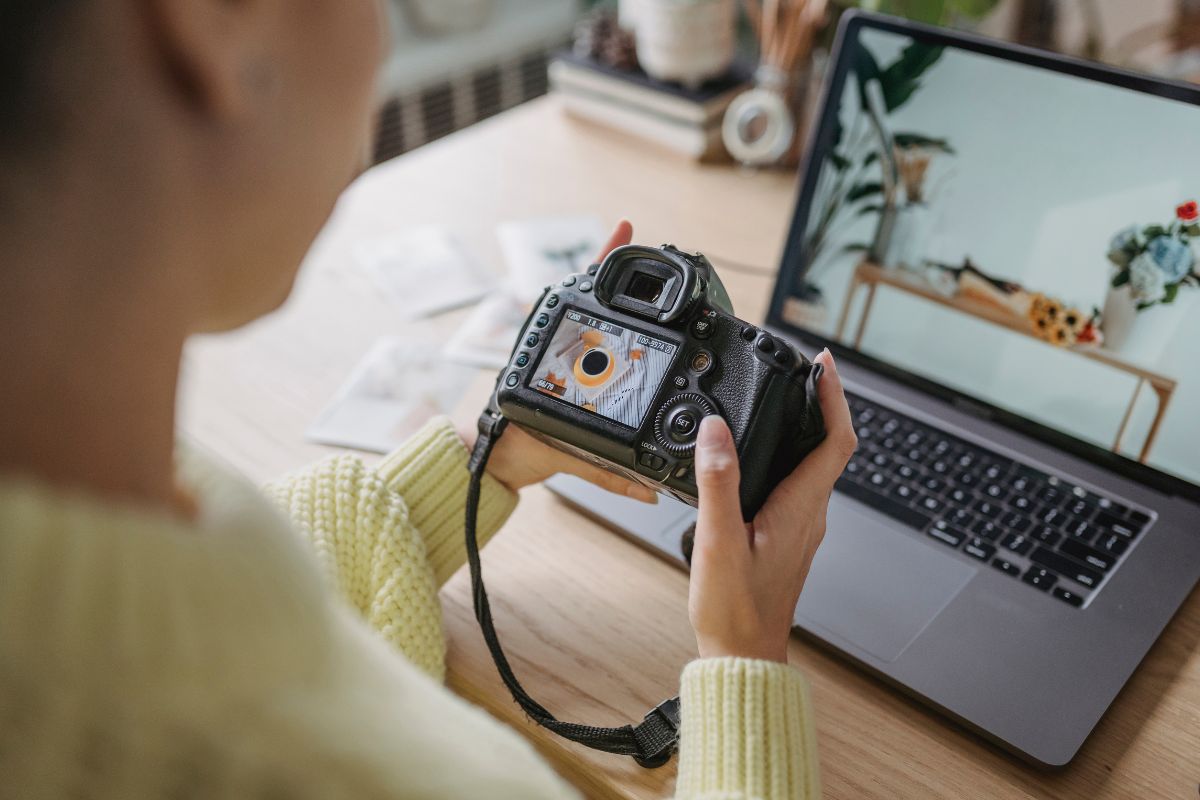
[465,409,681,769]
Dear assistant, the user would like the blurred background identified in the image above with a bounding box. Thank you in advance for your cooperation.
[371,0,1200,165]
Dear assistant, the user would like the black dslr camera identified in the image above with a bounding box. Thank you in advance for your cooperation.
[491,244,827,517]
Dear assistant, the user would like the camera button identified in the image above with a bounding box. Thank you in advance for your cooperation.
[514,352,530,368]
[740,326,757,342]
[774,348,792,364]
[689,351,713,375]
[756,335,775,353]
[672,375,688,390]
[587,263,600,276]
[525,332,540,347]
[561,276,577,287]
[535,314,550,328]
[690,317,715,340]
[671,412,698,437]
[545,294,560,309]
[505,373,519,388]
[638,452,667,471]
[579,281,593,293]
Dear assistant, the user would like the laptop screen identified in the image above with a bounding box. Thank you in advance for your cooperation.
[770,14,1200,494]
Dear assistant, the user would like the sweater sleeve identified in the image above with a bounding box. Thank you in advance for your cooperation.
[262,417,517,679]
[674,658,821,800]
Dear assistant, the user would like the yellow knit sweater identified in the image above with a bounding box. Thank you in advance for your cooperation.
[0,418,819,799]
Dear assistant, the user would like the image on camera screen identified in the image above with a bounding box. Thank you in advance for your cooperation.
[530,309,678,428]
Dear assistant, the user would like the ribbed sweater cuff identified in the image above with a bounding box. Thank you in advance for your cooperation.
[376,417,518,586]
[676,658,820,800]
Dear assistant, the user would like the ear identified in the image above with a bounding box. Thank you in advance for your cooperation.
[143,0,277,120]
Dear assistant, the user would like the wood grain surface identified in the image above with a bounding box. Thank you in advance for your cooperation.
[178,98,1200,800]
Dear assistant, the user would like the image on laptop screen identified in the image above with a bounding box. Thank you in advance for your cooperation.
[777,23,1200,488]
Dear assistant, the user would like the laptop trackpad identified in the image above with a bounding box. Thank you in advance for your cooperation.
[795,499,976,663]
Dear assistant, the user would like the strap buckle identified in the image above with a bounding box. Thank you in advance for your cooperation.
[632,696,681,769]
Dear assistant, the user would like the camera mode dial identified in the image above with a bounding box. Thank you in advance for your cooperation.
[653,392,715,456]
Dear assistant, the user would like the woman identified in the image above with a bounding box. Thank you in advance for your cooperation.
[0,2,857,798]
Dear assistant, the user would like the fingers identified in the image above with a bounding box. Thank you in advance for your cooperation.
[777,349,858,499]
[567,459,659,504]
[594,219,634,262]
[693,415,749,554]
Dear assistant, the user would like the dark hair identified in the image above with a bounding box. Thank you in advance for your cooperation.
[0,1,74,147]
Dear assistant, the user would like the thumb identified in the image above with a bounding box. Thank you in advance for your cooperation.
[693,415,747,552]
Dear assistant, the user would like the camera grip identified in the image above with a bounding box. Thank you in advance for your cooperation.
[735,362,827,520]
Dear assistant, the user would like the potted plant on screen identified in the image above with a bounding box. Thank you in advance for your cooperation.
[1101,200,1200,363]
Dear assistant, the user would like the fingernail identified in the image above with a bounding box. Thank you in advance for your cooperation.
[698,415,728,448]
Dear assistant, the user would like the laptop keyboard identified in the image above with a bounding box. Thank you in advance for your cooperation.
[836,392,1154,608]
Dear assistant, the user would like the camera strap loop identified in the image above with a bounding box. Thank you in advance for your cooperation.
[465,409,681,769]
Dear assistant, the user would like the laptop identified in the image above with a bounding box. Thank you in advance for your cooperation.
[547,11,1200,768]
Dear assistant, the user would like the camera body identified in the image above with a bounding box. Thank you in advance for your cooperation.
[492,244,826,518]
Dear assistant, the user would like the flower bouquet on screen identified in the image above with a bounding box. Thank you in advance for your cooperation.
[1101,200,1200,362]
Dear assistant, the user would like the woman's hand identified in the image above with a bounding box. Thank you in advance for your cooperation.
[688,349,857,663]
[467,220,658,503]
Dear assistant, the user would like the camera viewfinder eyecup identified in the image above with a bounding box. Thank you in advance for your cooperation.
[594,244,733,324]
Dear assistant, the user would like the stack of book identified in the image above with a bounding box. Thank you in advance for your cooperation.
[548,51,752,161]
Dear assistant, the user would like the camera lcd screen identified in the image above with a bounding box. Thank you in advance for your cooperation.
[530,308,678,428]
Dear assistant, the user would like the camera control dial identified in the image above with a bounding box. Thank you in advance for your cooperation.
[653,392,716,456]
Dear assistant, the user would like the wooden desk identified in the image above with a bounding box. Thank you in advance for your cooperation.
[832,261,1179,464]
[179,98,1200,799]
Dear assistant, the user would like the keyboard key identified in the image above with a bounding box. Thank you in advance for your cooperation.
[1096,533,1129,557]
[1029,547,1103,589]
[1064,498,1093,518]
[890,483,917,502]
[1001,533,1032,556]
[1037,485,1065,505]
[1097,497,1130,516]
[1011,495,1034,512]
[835,477,934,531]
[948,508,974,527]
[918,495,944,514]
[1009,475,1033,493]
[1129,509,1151,526]
[963,537,996,561]
[973,499,1002,518]
[870,452,890,468]
[955,471,981,488]
[983,483,1007,500]
[897,463,917,481]
[867,471,890,489]
[948,487,971,505]
[1030,526,1062,547]
[927,521,966,548]
[1065,519,1097,543]
[1001,512,1032,533]
[1022,567,1057,591]
[983,464,1006,481]
[921,476,945,494]
[1059,539,1116,572]
[1052,586,1085,607]
[992,558,1021,577]
[972,519,1002,541]
[1040,507,1068,527]
[932,459,951,474]
[1095,511,1142,540]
